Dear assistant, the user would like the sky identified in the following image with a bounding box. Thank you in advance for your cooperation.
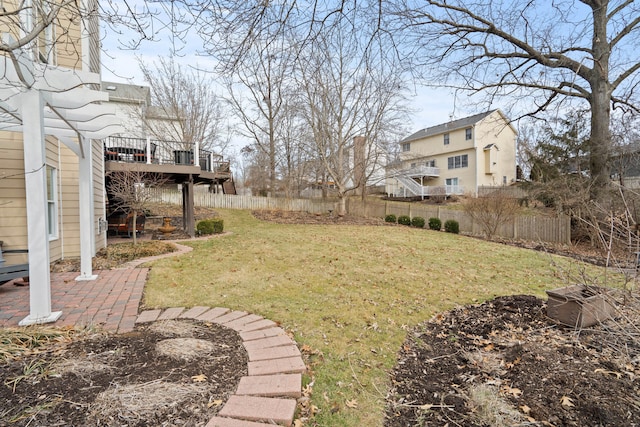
[100,20,461,155]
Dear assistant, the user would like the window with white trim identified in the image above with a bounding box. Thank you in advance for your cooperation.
[465,128,472,140]
[444,133,449,145]
[402,142,410,152]
[447,154,468,169]
[445,177,458,186]
[46,165,58,239]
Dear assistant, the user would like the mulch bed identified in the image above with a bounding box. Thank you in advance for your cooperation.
[0,320,247,426]
[385,294,640,427]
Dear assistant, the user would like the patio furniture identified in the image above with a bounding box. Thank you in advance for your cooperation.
[107,212,146,236]
[0,241,29,286]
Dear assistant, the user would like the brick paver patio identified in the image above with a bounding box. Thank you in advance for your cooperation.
[0,241,306,426]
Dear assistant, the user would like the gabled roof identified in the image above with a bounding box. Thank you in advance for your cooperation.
[102,81,151,105]
[401,110,498,143]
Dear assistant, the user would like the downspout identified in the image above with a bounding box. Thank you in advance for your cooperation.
[473,124,478,196]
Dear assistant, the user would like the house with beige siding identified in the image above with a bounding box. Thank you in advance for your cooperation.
[386,110,517,198]
[0,0,123,324]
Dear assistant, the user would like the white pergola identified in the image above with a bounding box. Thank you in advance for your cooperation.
[0,49,124,326]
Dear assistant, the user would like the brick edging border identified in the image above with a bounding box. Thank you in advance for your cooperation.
[136,307,305,427]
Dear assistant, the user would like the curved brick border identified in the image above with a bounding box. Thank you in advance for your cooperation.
[136,307,306,427]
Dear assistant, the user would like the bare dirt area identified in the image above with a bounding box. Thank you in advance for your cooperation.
[0,319,247,426]
[385,294,640,427]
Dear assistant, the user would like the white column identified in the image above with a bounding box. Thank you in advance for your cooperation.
[194,141,200,167]
[146,136,152,164]
[76,136,97,281]
[20,90,62,325]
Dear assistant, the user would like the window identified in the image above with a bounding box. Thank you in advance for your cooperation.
[465,128,472,140]
[447,154,468,169]
[46,165,58,239]
[402,142,410,152]
[503,176,507,185]
[23,0,55,64]
[446,178,458,186]
[444,133,450,145]
[410,163,416,168]
[426,160,436,167]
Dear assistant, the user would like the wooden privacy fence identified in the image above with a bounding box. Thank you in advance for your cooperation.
[148,189,571,244]
[347,199,571,244]
[147,188,335,214]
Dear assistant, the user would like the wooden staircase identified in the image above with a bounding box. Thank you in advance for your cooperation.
[222,177,237,195]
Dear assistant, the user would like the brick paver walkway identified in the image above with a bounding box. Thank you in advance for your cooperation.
[0,241,306,426]
[136,306,306,426]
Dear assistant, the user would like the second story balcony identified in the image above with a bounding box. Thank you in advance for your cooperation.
[404,164,440,178]
[104,136,231,181]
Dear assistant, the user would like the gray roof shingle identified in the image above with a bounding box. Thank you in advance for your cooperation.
[401,110,497,143]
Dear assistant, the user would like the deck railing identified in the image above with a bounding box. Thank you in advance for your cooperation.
[104,136,229,174]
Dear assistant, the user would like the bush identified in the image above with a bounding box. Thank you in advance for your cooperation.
[397,215,411,226]
[384,214,397,223]
[411,216,425,228]
[196,218,224,235]
[444,219,459,234]
[428,217,442,231]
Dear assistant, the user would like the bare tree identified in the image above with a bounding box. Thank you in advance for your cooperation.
[106,169,169,244]
[223,34,294,196]
[295,20,407,214]
[138,57,227,154]
[385,0,640,200]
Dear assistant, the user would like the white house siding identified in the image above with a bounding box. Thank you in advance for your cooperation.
[92,140,107,252]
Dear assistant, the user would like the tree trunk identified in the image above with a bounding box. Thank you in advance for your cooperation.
[588,2,612,201]
[131,209,138,245]
[337,194,347,216]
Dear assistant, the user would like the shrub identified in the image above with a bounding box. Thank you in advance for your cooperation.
[462,192,521,238]
[397,215,411,226]
[411,216,425,228]
[196,218,224,235]
[384,214,397,223]
[428,217,442,231]
[444,219,459,234]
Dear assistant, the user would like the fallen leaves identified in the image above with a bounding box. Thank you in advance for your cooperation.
[501,385,522,398]
[207,399,223,408]
[191,374,207,383]
[594,368,623,379]
[560,395,575,408]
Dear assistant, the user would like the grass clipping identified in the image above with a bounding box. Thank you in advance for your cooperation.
[88,380,206,423]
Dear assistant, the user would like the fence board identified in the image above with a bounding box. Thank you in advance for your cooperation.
[149,189,570,244]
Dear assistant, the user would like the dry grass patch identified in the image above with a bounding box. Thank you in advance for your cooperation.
[88,380,207,423]
[0,326,87,362]
[147,319,200,336]
[155,338,219,362]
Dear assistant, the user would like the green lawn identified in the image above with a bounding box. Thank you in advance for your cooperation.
[142,209,618,426]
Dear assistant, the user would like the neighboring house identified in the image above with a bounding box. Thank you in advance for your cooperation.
[100,81,235,235]
[0,2,124,324]
[610,142,640,188]
[386,110,517,198]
